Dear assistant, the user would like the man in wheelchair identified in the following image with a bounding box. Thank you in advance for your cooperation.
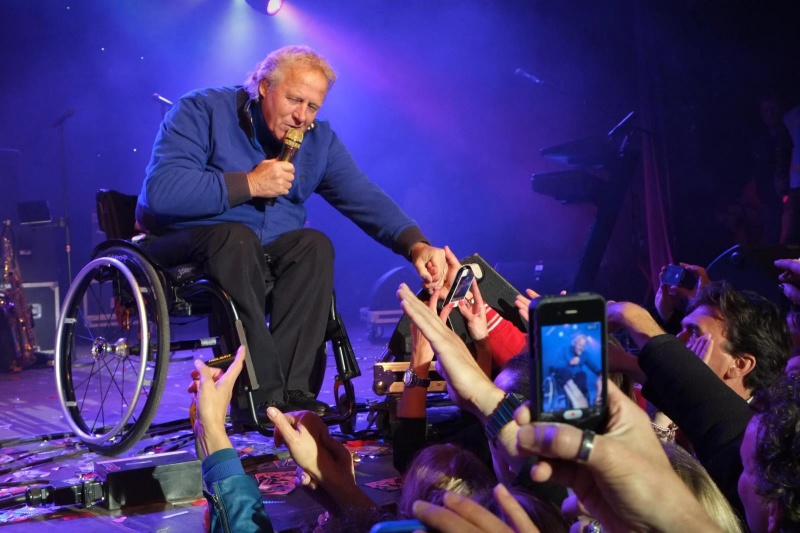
[135,45,446,424]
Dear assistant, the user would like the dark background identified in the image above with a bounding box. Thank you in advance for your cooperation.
[1,0,799,320]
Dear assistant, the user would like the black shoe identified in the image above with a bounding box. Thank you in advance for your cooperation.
[286,390,331,416]
[229,398,297,431]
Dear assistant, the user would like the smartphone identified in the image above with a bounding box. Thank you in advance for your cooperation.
[660,264,698,291]
[442,265,476,307]
[530,293,608,432]
[369,519,429,533]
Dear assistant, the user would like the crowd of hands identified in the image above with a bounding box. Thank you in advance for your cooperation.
[188,247,800,533]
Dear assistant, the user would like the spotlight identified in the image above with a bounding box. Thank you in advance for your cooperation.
[245,0,284,15]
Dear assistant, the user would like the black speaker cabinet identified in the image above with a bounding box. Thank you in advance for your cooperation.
[14,225,61,282]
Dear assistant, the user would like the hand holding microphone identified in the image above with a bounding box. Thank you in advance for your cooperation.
[246,128,304,204]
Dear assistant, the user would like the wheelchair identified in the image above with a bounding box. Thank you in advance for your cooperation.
[54,190,360,456]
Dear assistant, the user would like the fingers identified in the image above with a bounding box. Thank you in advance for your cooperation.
[219,345,246,386]
[515,402,533,426]
[268,407,297,448]
[529,457,581,488]
[517,422,584,461]
[413,500,479,533]
[413,258,433,284]
[188,345,244,392]
[428,288,442,311]
[679,263,710,286]
[515,294,531,322]
[295,468,318,489]
[781,282,800,305]
[193,358,216,388]
[471,279,484,306]
[444,245,461,281]
[688,333,714,364]
[493,484,541,533]
[413,491,513,533]
[525,288,541,299]
[561,492,590,522]
[775,258,800,279]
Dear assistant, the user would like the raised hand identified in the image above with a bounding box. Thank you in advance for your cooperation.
[686,332,714,364]
[457,280,489,342]
[514,381,721,532]
[397,283,501,418]
[188,345,246,456]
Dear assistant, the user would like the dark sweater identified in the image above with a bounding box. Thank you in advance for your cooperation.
[639,334,751,520]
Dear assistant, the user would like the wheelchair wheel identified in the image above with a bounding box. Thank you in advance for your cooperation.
[55,246,169,455]
[542,374,557,412]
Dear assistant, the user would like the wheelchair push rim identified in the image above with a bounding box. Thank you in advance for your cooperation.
[55,251,169,453]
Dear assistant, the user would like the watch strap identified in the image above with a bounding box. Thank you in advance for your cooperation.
[404,368,431,388]
[485,393,525,443]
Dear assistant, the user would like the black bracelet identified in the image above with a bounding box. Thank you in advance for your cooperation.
[484,393,525,444]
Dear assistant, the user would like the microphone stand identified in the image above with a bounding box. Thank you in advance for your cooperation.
[56,121,73,283]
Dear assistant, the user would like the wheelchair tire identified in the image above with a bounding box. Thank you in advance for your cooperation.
[55,246,169,455]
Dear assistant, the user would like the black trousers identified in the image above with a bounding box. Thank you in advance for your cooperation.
[140,223,334,403]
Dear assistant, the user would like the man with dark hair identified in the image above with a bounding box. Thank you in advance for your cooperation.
[605,281,791,518]
[677,281,792,399]
[740,375,800,532]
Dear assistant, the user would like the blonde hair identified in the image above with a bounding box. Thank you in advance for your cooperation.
[662,442,744,533]
[243,45,336,99]
[397,443,495,518]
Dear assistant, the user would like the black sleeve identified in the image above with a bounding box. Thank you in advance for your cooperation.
[638,334,751,519]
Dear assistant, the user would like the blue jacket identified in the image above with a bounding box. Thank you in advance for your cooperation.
[136,86,425,254]
[203,448,274,533]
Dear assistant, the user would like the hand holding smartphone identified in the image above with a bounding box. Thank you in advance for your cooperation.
[530,293,608,432]
[441,265,476,308]
[436,265,477,332]
[660,264,699,291]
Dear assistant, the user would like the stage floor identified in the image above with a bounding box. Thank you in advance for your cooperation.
[0,319,415,531]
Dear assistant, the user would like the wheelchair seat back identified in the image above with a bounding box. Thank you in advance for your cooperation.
[96,189,139,240]
[94,189,209,315]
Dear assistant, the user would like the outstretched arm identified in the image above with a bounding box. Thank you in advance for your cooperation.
[189,347,275,533]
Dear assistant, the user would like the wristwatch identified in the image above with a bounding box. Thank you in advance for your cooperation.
[485,392,525,443]
[403,368,431,388]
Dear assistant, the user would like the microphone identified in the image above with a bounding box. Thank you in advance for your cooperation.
[52,108,75,128]
[514,68,544,85]
[265,128,304,206]
[152,93,174,106]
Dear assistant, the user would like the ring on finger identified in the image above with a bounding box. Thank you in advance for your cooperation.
[584,520,603,533]
[575,429,596,463]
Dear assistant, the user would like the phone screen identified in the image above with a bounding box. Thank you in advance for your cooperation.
[443,266,475,306]
[532,294,608,431]
[539,321,603,414]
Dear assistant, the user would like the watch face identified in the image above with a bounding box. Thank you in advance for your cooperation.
[403,368,415,387]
